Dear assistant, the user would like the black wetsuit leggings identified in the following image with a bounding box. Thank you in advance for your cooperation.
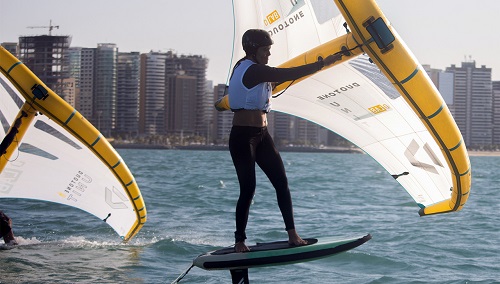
[229,126,295,243]
[0,211,12,239]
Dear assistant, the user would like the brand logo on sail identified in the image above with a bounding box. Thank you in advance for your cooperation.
[317,83,361,101]
[105,186,129,209]
[62,171,92,202]
[368,104,391,114]
[404,139,444,175]
[265,0,307,35]
[265,10,281,26]
[316,83,361,116]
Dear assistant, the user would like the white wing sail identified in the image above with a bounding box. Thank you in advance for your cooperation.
[0,48,146,241]
[229,0,471,215]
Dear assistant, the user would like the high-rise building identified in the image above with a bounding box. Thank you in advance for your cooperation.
[18,35,72,101]
[94,43,118,136]
[213,84,232,144]
[270,111,327,146]
[438,72,455,113]
[79,48,96,119]
[140,51,168,135]
[493,81,500,145]
[61,77,76,107]
[67,47,96,118]
[69,47,140,136]
[423,64,454,110]
[166,73,197,134]
[446,61,493,147]
[271,111,294,145]
[67,47,82,100]
[165,52,210,136]
[1,42,18,56]
[297,118,328,146]
[205,80,215,144]
[116,52,141,137]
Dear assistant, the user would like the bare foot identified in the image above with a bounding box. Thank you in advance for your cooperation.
[287,229,308,246]
[235,241,250,253]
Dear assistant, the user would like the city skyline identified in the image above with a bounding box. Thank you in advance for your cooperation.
[1,0,499,84]
[5,34,499,148]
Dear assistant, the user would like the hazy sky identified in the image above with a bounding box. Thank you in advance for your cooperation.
[1,0,499,83]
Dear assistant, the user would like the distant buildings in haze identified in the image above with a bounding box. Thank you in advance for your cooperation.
[425,61,498,148]
[2,35,500,148]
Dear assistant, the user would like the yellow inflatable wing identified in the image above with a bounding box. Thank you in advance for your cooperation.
[223,0,471,216]
[0,47,146,241]
[334,0,470,215]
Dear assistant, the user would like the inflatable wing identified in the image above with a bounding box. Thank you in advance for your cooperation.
[225,0,471,216]
[0,47,146,241]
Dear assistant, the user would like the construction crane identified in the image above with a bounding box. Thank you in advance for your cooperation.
[27,20,59,35]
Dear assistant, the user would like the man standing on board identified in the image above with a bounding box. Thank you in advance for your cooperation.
[224,28,340,283]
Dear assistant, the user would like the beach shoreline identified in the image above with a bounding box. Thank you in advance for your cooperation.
[468,151,500,157]
[112,143,500,157]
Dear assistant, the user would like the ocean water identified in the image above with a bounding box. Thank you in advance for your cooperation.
[0,149,499,284]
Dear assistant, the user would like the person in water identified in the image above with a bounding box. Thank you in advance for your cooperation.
[0,211,17,245]
[228,29,341,253]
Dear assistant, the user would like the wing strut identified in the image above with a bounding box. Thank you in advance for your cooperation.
[0,103,37,173]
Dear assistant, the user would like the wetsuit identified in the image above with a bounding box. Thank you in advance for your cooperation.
[0,211,13,241]
[228,59,324,243]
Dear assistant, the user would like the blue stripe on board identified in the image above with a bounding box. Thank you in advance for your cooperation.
[7,62,22,74]
[64,110,76,125]
[400,67,419,84]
